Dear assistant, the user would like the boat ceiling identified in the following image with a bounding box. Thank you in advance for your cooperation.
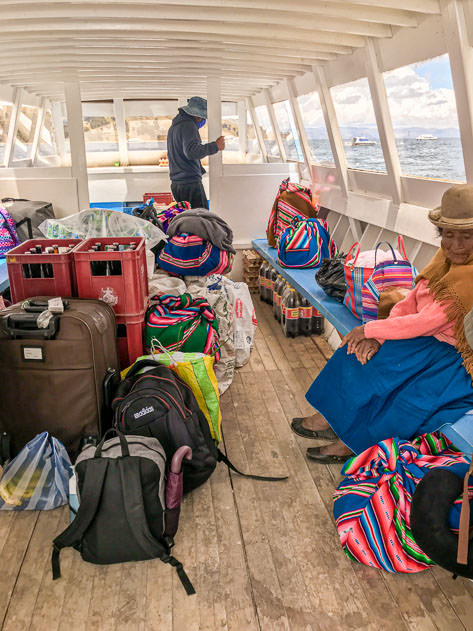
[0,0,441,102]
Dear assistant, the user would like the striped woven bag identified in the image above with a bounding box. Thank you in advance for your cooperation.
[144,293,220,360]
[277,217,338,269]
[266,178,319,247]
[361,237,416,323]
[333,433,473,574]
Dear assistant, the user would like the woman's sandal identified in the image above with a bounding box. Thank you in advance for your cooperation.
[306,446,352,464]
[291,418,337,440]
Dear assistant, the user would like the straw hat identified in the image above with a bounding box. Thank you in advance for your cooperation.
[181,96,207,119]
[465,308,473,349]
[429,184,473,230]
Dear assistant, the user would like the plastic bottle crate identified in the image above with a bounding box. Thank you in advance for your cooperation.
[5,239,82,303]
[116,312,145,369]
[73,237,148,316]
[143,192,173,205]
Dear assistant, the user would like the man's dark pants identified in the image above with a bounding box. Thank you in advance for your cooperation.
[171,180,209,209]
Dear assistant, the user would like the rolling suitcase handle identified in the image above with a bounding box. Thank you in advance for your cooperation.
[1,313,59,339]
[23,298,70,313]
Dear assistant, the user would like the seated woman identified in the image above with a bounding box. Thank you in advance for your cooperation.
[292,184,473,464]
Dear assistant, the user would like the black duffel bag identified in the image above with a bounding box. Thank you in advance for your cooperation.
[315,254,346,302]
[1,198,54,241]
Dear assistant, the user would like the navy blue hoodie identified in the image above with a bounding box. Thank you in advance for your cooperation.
[167,109,219,183]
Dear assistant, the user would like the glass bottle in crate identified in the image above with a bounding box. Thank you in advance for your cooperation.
[283,289,300,338]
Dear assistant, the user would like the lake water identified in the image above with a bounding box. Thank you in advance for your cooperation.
[2,137,466,183]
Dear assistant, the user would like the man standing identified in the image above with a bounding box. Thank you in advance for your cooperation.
[167,96,225,209]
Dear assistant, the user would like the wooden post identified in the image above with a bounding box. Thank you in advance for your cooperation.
[441,0,473,183]
[207,76,223,209]
[264,88,286,161]
[364,37,402,205]
[31,97,46,166]
[113,98,128,166]
[314,66,349,198]
[248,96,268,161]
[64,81,89,210]
[4,87,22,167]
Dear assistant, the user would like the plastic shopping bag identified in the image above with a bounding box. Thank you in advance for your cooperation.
[0,432,72,510]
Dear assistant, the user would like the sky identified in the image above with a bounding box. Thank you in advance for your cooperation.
[297,54,461,136]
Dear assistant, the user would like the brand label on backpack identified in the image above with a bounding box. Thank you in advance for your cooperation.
[133,406,155,419]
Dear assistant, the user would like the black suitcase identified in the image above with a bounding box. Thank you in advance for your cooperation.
[1,198,55,241]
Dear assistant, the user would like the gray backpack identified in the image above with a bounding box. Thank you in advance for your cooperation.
[52,429,195,595]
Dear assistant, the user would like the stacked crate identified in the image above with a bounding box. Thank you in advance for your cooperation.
[73,237,148,368]
[242,249,263,293]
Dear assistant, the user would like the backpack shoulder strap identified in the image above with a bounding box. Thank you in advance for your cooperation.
[119,458,195,595]
[52,458,109,580]
[217,448,288,482]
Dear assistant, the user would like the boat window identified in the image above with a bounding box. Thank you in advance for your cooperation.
[254,105,280,158]
[222,106,241,163]
[13,106,39,162]
[273,100,304,162]
[37,109,58,166]
[125,115,171,166]
[83,116,119,167]
[0,104,12,165]
[297,92,334,166]
[331,78,386,173]
[383,54,465,182]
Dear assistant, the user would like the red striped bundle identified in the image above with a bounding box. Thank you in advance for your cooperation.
[333,433,472,574]
[266,178,319,248]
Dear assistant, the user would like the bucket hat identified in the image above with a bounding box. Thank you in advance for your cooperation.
[181,96,207,119]
[429,184,473,230]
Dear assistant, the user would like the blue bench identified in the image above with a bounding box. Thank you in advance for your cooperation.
[252,237,472,456]
[252,238,358,337]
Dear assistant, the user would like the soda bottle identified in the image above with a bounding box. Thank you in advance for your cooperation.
[280,282,291,328]
[299,297,313,336]
[262,264,272,303]
[283,289,300,338]
[267,267,277,306]
[311,307,325,335]
[272,275,283,321]
[259,262,269,302]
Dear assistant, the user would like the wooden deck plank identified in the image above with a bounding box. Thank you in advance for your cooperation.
[0,512,39,628]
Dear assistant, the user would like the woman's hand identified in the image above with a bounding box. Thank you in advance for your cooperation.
[354,339,381,365]
[341,325,366,354]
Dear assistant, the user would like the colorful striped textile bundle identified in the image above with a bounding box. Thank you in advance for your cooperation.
[157,234,233,276]
[266,178,319,248]
[333,433,472,573]
[277,217,338,269]
[0,206,20,257]
[361,237,417,322]
[145,293,220,360]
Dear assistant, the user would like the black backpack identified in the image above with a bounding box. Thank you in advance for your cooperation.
[52,429,195,594]
[112,359,287,492]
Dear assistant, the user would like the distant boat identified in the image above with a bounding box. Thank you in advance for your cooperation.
[416,134,437,140]
[351,136,377,146]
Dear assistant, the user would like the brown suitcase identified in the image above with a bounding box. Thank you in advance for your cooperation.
[0,297,120,459]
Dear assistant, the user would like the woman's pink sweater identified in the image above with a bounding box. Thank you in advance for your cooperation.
[363,279,456,345]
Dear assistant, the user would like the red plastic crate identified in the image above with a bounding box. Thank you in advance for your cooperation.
[116,312,145,369]
[73,237,149,316]
[143,192,173,205]
[5,239,82,303]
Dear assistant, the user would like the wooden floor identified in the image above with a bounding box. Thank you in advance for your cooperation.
[1,299,473,631]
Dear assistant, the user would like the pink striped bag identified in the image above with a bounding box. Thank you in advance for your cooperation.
[361,237,416,323]
[343,243,376,320]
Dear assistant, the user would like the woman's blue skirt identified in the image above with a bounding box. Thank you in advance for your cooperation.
[305,337,473,454]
